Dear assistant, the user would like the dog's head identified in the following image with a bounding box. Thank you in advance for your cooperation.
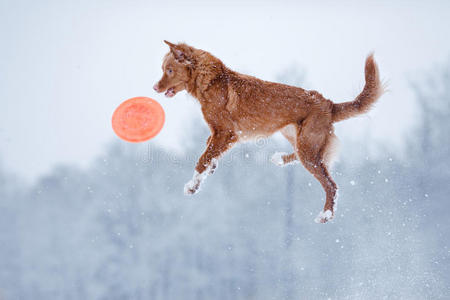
[153,40,195,98]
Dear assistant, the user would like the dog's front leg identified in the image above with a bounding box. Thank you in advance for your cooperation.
[184,131,237,195]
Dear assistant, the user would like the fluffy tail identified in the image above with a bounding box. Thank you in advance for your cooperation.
[332,54,384,123]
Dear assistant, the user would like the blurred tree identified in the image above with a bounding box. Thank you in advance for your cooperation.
[0,63,448,299]
[408,62,450,286]
[276,65,307,300]
[0,164,22,300]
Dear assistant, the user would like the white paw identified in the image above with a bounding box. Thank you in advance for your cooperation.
[184,179,200,195]
[184,161,218,195]
[314,210,334,224]
[183,170,209,195]
[271,152,287,167]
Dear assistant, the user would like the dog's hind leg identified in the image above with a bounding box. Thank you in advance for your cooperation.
[295,116,338,223]
[271,124,300,167]
[184,130,237,195]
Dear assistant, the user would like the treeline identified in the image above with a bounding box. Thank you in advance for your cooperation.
[0,66,449,299]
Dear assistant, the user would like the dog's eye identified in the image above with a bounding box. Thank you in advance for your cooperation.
[168,69,173,74]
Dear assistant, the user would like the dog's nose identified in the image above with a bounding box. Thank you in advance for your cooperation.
[153,83,159,92]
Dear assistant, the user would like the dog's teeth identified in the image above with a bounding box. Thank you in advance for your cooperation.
[165,88,175,97]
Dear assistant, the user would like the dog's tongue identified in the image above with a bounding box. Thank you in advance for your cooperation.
[165,88,175,98]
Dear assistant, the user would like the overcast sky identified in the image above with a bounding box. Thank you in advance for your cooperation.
[1,0,450,181]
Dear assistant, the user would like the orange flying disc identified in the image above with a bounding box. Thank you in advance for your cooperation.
[112,97,165,143]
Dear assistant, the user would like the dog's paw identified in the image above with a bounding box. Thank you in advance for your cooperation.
[271,152,288,167]
[314,210,334,224]
[184,163,217,196]
[208,159,218,175]
[184,179,200,195]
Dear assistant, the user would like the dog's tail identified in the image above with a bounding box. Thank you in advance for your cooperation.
[332,54,384,123]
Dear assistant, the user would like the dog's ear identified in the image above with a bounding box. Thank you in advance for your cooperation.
[164,40,176,48]
[164,40,190,64]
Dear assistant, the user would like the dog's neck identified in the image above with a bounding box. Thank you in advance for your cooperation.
[185,53,228,105]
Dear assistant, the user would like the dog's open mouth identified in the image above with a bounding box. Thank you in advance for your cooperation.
[165,87,176,98]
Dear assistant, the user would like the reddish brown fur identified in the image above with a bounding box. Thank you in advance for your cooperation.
[154,41,384,223]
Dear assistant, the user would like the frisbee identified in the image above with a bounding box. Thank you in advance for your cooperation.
[112,97,165,143]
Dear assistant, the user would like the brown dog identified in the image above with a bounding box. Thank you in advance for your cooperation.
[154,41,383,223]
